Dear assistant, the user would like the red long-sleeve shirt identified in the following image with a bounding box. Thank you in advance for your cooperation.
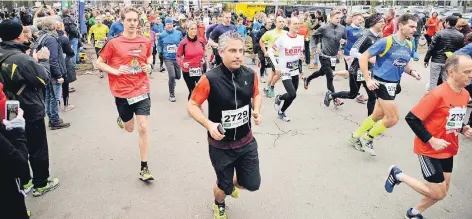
[176,36,207,72]
[383,17,396,37]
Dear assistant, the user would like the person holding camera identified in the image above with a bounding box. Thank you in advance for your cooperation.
[0,94,30,219]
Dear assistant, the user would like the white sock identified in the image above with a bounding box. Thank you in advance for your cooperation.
[411,208,421,215]
[395,173,404,182]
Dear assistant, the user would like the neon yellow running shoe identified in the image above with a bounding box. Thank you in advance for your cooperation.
[230,186,240,199]
[27,210,31,217]
[23,179,33,194]
[139,167,154,181]
[32,178,60,197]
[117,116,124,129]
[212,203,227,219]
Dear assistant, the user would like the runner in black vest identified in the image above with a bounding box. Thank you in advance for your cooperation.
[188,31,262,219]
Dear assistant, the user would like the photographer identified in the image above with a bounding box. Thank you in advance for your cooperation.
[0,84,30,219]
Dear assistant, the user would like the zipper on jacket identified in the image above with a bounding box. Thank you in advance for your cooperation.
[231,73,237,140]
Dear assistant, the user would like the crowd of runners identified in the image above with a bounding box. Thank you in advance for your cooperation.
[1,3,472,219]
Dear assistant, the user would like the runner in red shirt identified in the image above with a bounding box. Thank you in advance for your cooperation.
[384,55,472,219]
[96,6,155,182]
[177,21,207,101]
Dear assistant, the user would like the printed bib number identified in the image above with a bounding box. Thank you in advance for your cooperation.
[286,60,299,71]
[446,107,467,130]
[97,40,105,47]
[189,67,202,77]
[356,70,371,81]
[384,83,397,97]
[221,105,249,129]
[127,93,149,105]
[330,58,337,67]
[166,45,177,53]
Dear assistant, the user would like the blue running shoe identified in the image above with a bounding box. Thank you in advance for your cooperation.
[405,208,424,219]
[323,90,332,107]
[385,165,402,193]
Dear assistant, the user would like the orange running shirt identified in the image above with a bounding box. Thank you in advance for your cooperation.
[411,83,470,159]
[99,35,152,98]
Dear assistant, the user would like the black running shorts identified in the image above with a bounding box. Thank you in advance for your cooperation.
[209,138,261,195]
[418,155,453,183]
[266,57,276,72]
[115,95,151,123]
[95,47,101,58]
[373,76,399,101]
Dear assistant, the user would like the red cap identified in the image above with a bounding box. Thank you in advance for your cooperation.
[0,83,7,120]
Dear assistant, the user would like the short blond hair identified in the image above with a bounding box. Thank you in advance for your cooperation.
[121,6,140,20]
[330,10,342,18]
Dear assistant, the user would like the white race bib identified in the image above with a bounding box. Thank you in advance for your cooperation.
[446,107,467,130]
[384,83,397,97]
[97,40,105,47]
[166,45,177,53]
[221,105,249,129]
[330,57,337,67]
[356,70,371,82]
[127,93,149,105]
[189,67,202,77]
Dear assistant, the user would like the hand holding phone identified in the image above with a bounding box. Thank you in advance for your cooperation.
[5,100,20,121]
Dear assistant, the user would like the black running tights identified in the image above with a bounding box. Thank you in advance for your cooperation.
[280,75,299,112]
[330,73,376,116]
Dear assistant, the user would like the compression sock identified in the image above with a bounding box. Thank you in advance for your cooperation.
[141,161,148,170]
[353,116,376,138]
[365,120,388,140]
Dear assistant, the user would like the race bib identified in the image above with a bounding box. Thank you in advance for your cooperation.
[166,45,177,53]
[356,70,371,82]
[446,107,467,130]
[384,83,397,97]
[97,40,105,47]
[286,60,299,71]
[189,67,202,77]
[221,105,250,129]
[330,58,337,67]
[127,93,149,105]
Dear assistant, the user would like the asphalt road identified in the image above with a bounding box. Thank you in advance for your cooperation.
[26,52,472,219]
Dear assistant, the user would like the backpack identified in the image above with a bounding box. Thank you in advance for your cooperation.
[63,16,80,38]
[379,35,413,57]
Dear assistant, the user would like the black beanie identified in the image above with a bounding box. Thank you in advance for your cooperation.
[0,20,23,41]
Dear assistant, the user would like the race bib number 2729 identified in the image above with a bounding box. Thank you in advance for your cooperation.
[221,105,249,129]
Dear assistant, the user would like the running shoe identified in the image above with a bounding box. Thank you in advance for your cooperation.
[360,135,376,156]
[263,87,269,97]
[159,67,165,72]
[355,94,367,104]
[405,208,424,219]
[348,134,363,151]
[267,87,276,98]
[333,98,344,107]
[274,95,283,112]
[169,95,176,102]
[385,165,402,193]
[117,116,124,129]
[212,203,227,219]
[278,111,291,122]
[260,74,266,83]
[139,166,155,181]
[303,78,309,89]
[323,90,332,107]
[23,179,33,194]
[32,178,60,197]
[230,187,240,199]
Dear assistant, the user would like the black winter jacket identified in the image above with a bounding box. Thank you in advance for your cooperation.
[424,27,464,64]
[0,41,50,121]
